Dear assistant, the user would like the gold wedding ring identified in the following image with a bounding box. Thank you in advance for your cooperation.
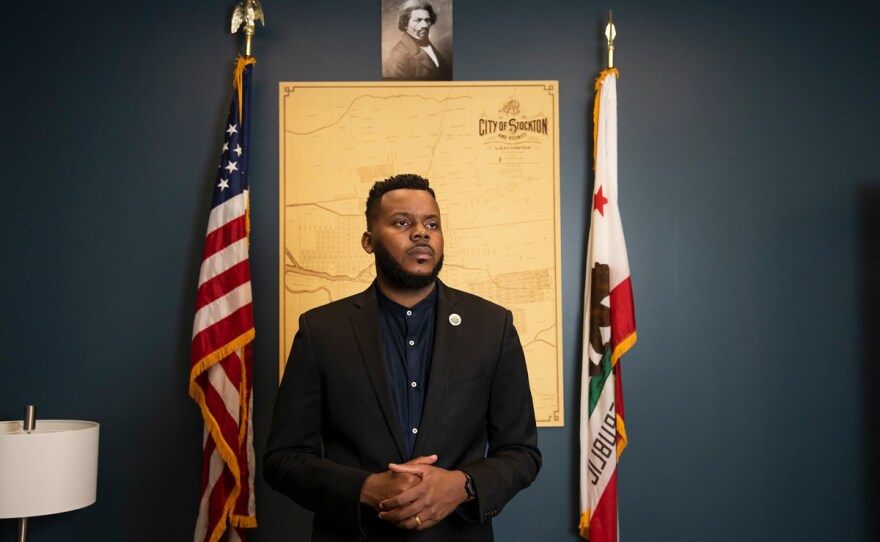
[414,515,422,527]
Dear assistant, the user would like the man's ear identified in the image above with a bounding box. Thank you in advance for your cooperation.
[362,231,373,254]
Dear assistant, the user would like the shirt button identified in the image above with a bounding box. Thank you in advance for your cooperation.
[411,381,417,388]
[408,340,415,346]
[406,310,412,316]
[412,428,418,434]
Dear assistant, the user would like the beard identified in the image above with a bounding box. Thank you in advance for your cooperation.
[408,30,430,45]
[373,240,443,290]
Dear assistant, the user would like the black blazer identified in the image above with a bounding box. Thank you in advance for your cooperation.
[264,281,541,541]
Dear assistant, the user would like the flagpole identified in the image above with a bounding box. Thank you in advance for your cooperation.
[605,11,616,69]
[231,0,266,57]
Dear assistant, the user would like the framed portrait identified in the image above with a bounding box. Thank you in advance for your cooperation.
[381,0,453,80]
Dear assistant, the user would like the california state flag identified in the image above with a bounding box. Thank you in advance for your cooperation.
[579,68,637,541]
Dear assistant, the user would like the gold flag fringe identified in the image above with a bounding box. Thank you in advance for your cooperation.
[189,329,257,542]
[233,56,257,124]
[579,510,591,539]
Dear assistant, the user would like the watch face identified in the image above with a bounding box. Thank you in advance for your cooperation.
[465,476,477,497]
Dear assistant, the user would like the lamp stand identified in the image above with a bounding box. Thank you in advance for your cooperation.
[17,518,28,542]
[16,405,37,542]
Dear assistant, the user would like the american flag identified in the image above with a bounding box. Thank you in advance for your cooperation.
[189,56,257,542]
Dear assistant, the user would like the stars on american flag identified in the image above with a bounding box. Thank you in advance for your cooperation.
[214,119,247,199]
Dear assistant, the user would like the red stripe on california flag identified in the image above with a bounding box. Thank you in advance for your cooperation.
[590,469,618,541]
[202,214,248,260]
[196,261,251,310]
[610,276,636,348]
[615,364,625,427]
[191,304,254,364]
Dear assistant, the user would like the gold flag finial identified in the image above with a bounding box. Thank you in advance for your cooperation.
[604,11,616,69]
[231,0,266,57]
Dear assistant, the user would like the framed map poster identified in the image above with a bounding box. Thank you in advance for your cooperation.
[279,81,563,426]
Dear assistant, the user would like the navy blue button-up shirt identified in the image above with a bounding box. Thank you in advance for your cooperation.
[377,284,437,459]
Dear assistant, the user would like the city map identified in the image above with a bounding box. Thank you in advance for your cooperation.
[279,81,563,425]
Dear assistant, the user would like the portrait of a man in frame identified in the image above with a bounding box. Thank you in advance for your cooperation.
[382,0,453,81]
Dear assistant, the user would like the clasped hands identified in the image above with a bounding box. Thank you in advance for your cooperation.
[359,454,470,531]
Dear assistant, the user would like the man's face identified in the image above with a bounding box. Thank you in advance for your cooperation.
[405,9,433,41]
[364,189,444,290]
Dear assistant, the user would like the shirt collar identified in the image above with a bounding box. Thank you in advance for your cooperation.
[376,282,438,315]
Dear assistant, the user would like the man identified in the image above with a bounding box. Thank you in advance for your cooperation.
[264,174,541,541]
[383,0,451,80]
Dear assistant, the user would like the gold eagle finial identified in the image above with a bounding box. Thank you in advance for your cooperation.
[231,0,266,57]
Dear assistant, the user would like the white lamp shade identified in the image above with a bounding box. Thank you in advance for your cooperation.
[0,420,99,519]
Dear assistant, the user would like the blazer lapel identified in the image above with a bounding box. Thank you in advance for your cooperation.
[415,48,439,74]
[349,286,407,461]
[414,281,460,457]
[402,35,441,77]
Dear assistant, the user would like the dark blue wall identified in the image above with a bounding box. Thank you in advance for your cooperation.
[2,1,877,540]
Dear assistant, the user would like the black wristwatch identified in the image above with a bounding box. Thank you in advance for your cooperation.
[464,473,477,498]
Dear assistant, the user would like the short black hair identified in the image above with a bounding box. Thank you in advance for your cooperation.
[365,173,437,229]
[397,0,437,31]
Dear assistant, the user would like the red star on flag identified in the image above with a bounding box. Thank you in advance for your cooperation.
[593,185,608,216]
